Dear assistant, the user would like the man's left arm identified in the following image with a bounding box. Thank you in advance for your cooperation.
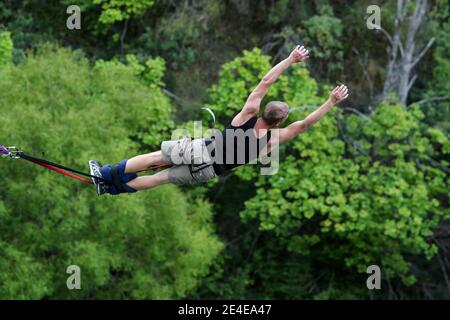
[276,84,349,144]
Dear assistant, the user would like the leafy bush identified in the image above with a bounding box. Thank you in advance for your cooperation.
[0,46,222,299]
[204,49,449,296]
[0,31,13,66]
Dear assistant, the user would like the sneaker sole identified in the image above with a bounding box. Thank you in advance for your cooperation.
[89,160,104,195]
[89,160,100,183]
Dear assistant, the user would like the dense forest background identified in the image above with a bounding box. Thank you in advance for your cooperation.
[0,0,448,299]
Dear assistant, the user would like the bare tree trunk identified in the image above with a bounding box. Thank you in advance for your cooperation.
[120,18,129,58]
[378,0,435,106]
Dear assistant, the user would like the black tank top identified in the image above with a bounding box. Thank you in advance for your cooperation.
[211,116,272,175]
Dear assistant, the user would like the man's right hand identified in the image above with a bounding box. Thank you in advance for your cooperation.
[288,45,310,64]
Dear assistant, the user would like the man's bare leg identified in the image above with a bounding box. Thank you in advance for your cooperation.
[126,169,170,191]
[125,151,167,174]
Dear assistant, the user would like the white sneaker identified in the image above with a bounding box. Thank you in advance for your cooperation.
[89,160,109,196]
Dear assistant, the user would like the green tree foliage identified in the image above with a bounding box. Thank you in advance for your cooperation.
[0,241,52,299]
[0,46,222,299]
[137,7,200,70]
[0,31,13,65]
[198,49,449,298]
[0,0,448,300]
[298,5,343,79]
[417,0,450,132]
[74,0,155,25]
[122,54,175,147]
[243,102,448,285]
[206,48,286,123]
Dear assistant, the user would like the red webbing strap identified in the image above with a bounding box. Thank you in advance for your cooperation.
[30,160,94,184]
[136,164,170,173]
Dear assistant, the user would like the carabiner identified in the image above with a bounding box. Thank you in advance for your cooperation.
[0,145,10,157]
[0,146,22,159]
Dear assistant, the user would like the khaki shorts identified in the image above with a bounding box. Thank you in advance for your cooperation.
[161,137,218,185]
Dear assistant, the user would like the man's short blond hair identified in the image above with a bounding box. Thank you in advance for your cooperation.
[262,101,289,125]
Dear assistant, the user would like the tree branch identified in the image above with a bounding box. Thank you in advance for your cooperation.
[409,0,428,41]
[412,96,450,105]
[342,107,372,121]
[401,0,411,20]
[120,18,129,58]
[291,105,371,121]
[422,157,450,173]
[289,106,319,111]
[436,251,450,289]
[411,37,436,68]
[407,74,418,93]
[377,27,405,57]
[335,116,369,155]
[353,48,374,98]
[162,88,182,102]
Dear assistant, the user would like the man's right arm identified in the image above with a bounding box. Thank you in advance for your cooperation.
[232,46,310,126]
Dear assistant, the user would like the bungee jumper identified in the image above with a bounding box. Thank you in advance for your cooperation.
[1,46,349,196]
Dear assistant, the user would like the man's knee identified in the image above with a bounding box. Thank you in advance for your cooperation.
[101,160,138,195]
[167,164,216,185]
[152,170,170,186]
[149,151,169,165]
